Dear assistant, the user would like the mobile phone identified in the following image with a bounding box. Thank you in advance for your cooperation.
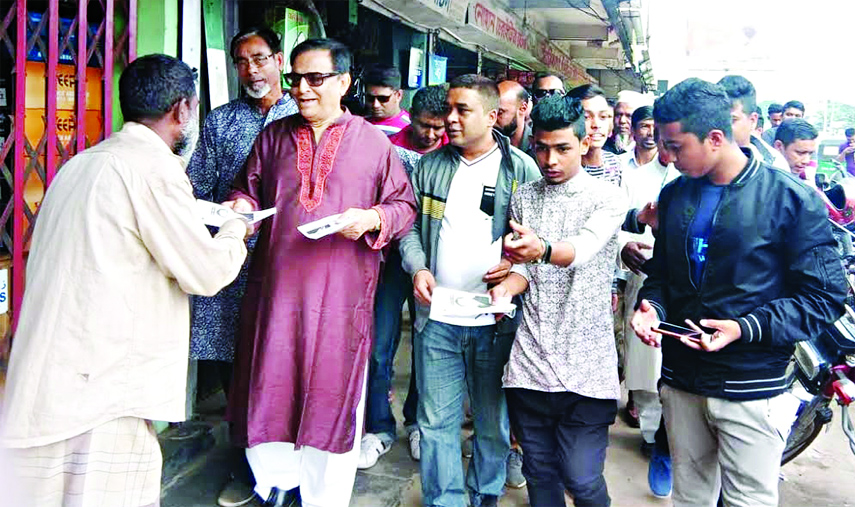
[652,322,702,340]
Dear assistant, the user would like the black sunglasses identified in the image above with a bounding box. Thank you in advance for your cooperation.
[364,93,393,104]
[533,88,565,99]
[284,72,340,87]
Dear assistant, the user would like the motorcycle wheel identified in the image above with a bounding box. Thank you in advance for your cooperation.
[781,411,826,465]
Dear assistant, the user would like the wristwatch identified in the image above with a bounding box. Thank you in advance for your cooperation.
[531,237,552,265]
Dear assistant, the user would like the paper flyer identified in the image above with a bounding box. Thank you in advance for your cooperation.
[297,213,357,240]
[196,200,277,227]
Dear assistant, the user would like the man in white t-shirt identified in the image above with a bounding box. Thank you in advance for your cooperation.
[619,106,658,173]
[400,75,540,507]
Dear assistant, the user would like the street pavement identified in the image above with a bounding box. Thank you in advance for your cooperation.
[163,331,855,507]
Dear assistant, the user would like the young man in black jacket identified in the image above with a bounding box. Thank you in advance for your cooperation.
[631,78,847,507]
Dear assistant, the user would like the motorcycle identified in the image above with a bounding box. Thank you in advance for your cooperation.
[783,293,855,464]
[782,177,855,464]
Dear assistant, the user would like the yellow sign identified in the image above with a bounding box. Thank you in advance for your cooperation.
[25,61,103,111]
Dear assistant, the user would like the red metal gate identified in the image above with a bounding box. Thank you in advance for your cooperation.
[0,0,136,362]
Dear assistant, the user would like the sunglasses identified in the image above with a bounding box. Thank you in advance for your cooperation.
[364,93,393,104]
[284,72,341,87]
[533,88,565,99]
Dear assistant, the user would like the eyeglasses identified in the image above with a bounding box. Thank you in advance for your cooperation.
[364,94,393,104]
[533,88,565,99]
[234,54,273,70]
[284,72,341,87]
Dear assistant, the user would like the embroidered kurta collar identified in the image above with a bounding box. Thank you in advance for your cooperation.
[295,108,353,212]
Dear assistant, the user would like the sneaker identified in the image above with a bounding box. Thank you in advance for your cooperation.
[218,477,256,507]
[357,433,392,470]
[505,448,526,489]
[408,429,421,461]
[648,448,672,498]
[462,434,474,458]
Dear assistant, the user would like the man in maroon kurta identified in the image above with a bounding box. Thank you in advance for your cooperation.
[225,38,417,507]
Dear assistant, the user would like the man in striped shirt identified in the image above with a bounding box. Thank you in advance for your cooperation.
[364,64,411,136]
[567,84,623,187]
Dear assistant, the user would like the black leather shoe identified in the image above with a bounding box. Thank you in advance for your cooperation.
[264,487,301,507]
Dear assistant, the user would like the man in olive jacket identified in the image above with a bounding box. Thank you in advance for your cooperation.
[400,74,540,507]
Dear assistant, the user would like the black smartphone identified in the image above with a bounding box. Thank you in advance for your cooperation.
[652,322,702,340]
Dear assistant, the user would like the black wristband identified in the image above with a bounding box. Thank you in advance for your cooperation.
[543,239,552,264]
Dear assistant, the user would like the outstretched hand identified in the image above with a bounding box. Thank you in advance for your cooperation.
[221,198,256,238]
[503,220,543,264]
[631,299,661,347]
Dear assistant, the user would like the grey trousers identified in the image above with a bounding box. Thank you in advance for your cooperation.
[660,384,799,507]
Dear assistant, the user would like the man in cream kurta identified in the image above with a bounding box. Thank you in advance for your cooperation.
[619,140,680,448]
[0,55,248,507]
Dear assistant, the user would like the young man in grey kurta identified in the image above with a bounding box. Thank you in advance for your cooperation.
[492,95,627,507]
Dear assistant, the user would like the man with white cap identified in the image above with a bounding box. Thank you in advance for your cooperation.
[606,90,646,155]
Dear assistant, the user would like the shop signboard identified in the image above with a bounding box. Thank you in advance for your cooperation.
[408,48,425,88]
[469,1,530,54]
[532,35,594,85]
[467,0,595,85]
[429,54,448,85]
[418,0,468,25]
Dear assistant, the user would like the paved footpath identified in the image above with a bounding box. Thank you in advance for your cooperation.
[164,336,855,507]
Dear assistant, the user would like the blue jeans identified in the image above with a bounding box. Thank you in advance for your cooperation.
[415,319,511,507]
[366,248,418,440]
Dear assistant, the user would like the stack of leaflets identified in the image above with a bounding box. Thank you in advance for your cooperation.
[429,287,516,320]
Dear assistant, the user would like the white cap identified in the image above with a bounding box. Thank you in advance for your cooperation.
[616,90,653,110]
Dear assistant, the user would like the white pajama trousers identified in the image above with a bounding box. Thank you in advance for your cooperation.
[632,389,662,444]
[246,364,368,507]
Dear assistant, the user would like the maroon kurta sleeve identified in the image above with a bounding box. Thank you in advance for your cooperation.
[227,131,267,210]
[365,144,417,250]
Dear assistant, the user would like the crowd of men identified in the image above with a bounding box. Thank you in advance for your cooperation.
[0,25,849,507]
